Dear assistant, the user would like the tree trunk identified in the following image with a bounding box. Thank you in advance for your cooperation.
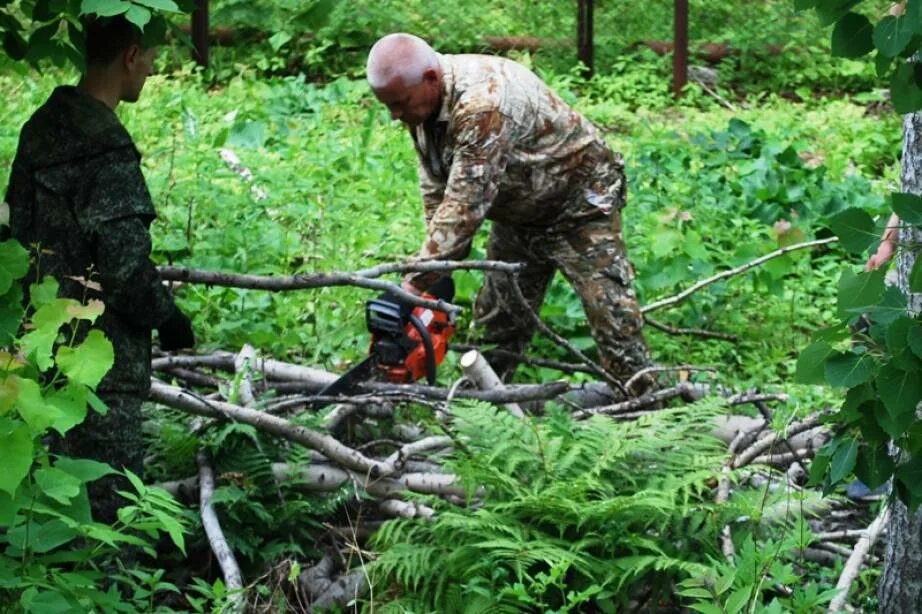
[878,111,922,613]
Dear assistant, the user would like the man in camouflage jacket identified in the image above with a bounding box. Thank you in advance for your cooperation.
[3,17,195,522]
[366,33,651,391]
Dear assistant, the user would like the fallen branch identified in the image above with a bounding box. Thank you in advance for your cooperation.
[460,350,525,418]
[644,317,738,341]
[150,382,395,477]
[641,237,837,314]
[732,412,828,469]
[572,383,703,419]
[198,451,245,612]
[450,343,595,375]
[828,504,890,613]
[299,556,369,612]
[624,364,716,391]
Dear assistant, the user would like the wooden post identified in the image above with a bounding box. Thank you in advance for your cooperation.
[577,0,594,78]
[673,0,688,97]
[191,0,209,68]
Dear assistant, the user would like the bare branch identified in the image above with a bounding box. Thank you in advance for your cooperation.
[624,364,716,391]
[450,343,596,375]
[644,317,738,341]
[572,383,703,419]
[641,237,837,314]
[732,412,829,469]
[198,451,245,612]
[828,505,890,613]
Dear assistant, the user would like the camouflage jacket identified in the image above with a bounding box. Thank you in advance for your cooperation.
[407,53,626,289]
[5,86,179,392]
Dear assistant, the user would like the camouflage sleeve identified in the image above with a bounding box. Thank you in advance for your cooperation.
[417,158,445,225]
[93,216,177,329]
[406,109,513,290]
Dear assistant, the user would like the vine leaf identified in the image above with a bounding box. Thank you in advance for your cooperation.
[824,351,876,387]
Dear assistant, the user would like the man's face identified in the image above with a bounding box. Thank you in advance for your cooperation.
[122,45,157,103]
[373,70,441,127]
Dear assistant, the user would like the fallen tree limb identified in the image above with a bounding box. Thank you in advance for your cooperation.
[732,413,828,469]
[644,317,738,341]
[828,504,890,613]
[624,364,716,391]
[299,556,369,612]
[641,237,837,314]
[572,383,704,419]
[460,350,525,418]
[198,451,245,613]
[150,382,395,477]
[449,343,595,375]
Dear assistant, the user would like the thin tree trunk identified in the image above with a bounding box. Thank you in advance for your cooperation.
[879,111,922,613]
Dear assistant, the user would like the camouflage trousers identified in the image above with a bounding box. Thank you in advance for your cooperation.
[56,391,145,525]
[474,211,651,391]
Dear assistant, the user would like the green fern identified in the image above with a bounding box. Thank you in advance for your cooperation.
[367,398,731,611]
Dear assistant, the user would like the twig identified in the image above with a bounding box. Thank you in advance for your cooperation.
[384,436,453,468]
[233,344,257,407]
[732,413,828,469]
[624,364,716,391]
[828,504,890,613]
[198,451,245,612]
[150,382,395,477]
[460,350,525,418]
[572,383,700,419]
[219,148,268,201]
[716,426,753,562]
[505,271,627,395]
[644,317,738,341]
[641,237,838,314]
[727,392,789,406]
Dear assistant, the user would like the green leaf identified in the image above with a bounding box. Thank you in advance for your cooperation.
[794,0,818,10]
[22,589,77,614]
[152,509,186,554]
[724,587,750,614]
[46,383,89,436]
[873,15,915,57]
[891,62,922,114]
[132,0,179,11]
[910,0,922,34]
[54,457,115,483]
[54,329,114,389]
[688,604,724,614]
[123,468,147,496]
[0,239,29,295]
[837,269,885,318]
[854,445,895,490]
[0,284,24,345]
[33,467,82,505]
[876,50,894,78]
[878,364,922,421]
[875,396,916,439]
[80,0,130,16]
[0,419,33,496]
[895,454,922,511]
[887,316,922,370]
[19,299,74,372]
[865,286,908,326]
[6,518,78,554]
[825,351,876,387]
[831,12,874,58]
[268,31,292,52]
[28,277,58,310]
[911,257,922,293]
[910,323,922,359]
[14,376,63,434]
[827,207,876,253]
[124,3,151,28]
[829,436,859,484]
[795,341,834,384]
[227,120,268,149]
[815,0,862,26]
[891,192,922,225]
[65,299,104,324]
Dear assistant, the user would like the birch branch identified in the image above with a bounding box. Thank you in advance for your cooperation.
[732,413,828,469]
[450,343,596,375]
[460,350,525,418]
[828,505,890,613]
[198,451,245,613]
[150,382,395,477]
[644,317,738,342]
[641,237,837,314]
[572,383,703,419]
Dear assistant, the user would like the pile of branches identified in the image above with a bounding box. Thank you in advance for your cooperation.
[147,240,887,612]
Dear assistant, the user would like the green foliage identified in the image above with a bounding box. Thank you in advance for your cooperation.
[368,400,728,611]
[0,237,192,612]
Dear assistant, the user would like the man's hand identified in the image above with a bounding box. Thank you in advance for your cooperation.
[158,308,195,351]
[865,239,896,271]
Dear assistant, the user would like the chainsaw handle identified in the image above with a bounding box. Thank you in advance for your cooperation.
[408,313,438,385]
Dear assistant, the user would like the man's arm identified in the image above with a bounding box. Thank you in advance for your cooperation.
[405,108,513,290]
[866,212,900,271]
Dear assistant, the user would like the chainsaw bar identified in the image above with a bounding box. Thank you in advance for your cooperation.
[315,355,378,403]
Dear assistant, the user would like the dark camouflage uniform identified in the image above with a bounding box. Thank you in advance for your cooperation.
[405,54,650,386]
[5,86,179,522]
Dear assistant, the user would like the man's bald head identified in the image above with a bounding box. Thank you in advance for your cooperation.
[366,33,439,90]
[366,33,443,126]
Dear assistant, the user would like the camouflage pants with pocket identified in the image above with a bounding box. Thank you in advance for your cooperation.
[473,210,651,391]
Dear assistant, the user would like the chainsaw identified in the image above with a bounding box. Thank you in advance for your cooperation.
[317,276,455,398]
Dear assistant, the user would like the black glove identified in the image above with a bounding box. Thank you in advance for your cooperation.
[158,308,195,351]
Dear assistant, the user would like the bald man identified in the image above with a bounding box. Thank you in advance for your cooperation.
[367,33,651,393]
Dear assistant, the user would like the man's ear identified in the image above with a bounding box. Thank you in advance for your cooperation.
[123,44,141,70]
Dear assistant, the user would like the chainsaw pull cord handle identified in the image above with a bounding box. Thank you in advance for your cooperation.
[408,313,438,385]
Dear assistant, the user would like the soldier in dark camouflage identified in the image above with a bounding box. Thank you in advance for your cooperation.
[4,17,195,523]
[366,33,652,393]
